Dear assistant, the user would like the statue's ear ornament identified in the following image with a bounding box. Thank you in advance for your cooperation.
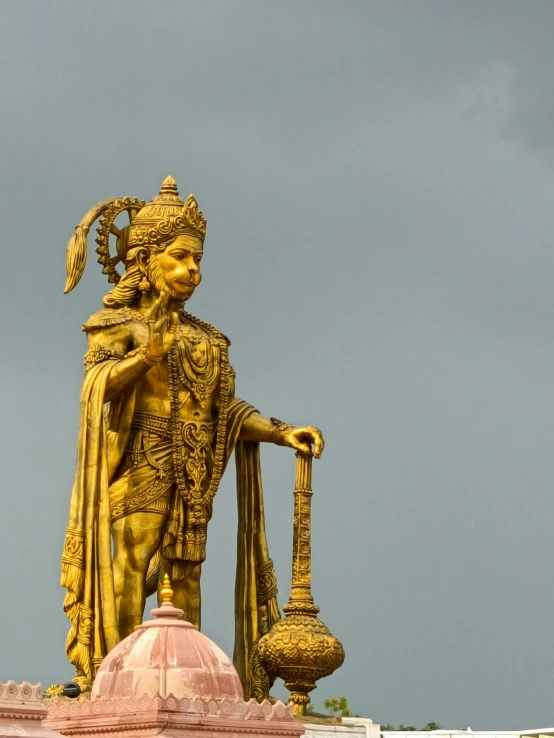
[63,176,207,295]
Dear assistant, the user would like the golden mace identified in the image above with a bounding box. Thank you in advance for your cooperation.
[257,453,345,716]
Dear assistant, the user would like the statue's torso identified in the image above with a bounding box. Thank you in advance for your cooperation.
[84,308,227,425]
[132,319,220,423]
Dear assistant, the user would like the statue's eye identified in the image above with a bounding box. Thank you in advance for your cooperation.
[172,252,185,261]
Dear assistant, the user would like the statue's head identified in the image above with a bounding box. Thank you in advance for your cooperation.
[105,176,206,307]
[63,175,207,307]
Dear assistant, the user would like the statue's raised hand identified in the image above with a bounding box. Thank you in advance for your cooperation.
[146,291,179,357]
[283,426,324,459]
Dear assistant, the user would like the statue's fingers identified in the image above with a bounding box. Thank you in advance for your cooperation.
[296,427,324,457]
[153,316,169,332]
[293,439,313,456]
[159,290,169,317]
[145,296,161,321]
[167,312,179,333]
[313,433,324,458]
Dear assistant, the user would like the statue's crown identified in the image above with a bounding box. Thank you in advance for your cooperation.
[127,175,207,247]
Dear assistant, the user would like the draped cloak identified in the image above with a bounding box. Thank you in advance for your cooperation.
[60,358,281,697]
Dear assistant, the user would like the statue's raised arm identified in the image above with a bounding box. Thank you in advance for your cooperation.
[60,176,323,699]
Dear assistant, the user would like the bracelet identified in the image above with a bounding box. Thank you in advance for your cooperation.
[125,344,164,368]
[139,346,164,367]
[270,417,293,446]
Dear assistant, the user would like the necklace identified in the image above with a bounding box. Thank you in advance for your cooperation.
[174,322,220,407]
[168,326,230,509]
[122,306,220,407]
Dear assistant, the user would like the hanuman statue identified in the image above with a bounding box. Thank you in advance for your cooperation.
[60,176,323,695]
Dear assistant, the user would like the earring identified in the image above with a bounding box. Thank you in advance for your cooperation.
[139,277,151,293]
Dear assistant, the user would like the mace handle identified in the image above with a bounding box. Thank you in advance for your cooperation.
[284,452,318,612]
[295,450,312,491]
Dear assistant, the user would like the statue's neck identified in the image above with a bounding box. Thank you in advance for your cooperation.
[137,291,185,313]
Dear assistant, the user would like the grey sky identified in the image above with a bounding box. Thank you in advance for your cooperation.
[1,0,554,729]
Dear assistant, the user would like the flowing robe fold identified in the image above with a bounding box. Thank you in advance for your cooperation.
[61,362,280,692]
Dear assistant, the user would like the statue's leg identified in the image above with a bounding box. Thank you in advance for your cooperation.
[112,511,166,639]
[159,558,202,628]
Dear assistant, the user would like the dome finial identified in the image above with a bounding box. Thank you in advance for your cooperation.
[160,573,174,605]
[151,572,183,620]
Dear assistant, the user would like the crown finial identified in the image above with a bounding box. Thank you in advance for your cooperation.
[160,573,174,605]
[159,175,179,197]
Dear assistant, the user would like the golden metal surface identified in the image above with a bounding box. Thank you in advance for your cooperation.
[60,176,327,698]
[257,454,345,716]
[43,685,65,699]
[159,573,174,605]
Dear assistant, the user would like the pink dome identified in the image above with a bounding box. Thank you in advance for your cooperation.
[91,585,244,702]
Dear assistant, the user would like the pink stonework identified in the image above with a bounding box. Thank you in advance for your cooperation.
[92,603,244,701]
[0,682,60,738]
[43,601,304,738]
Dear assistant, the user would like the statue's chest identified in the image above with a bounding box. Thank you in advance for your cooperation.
[174,321,220,407]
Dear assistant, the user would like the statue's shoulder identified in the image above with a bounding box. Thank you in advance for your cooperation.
[82,308,135,333]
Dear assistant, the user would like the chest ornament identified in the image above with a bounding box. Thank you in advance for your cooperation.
[118,307,222,407]
[174,322,220,408]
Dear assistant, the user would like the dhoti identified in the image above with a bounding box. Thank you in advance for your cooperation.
[109,412,215,571]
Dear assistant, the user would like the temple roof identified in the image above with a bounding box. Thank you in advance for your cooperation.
[92,575,244,702]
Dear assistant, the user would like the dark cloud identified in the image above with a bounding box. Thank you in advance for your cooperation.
[1,0,553,730]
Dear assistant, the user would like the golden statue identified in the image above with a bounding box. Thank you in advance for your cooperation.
[60,176,324,696]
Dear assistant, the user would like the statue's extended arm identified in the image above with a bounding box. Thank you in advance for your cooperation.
[238,408,324,458]
[215,362,324,457]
